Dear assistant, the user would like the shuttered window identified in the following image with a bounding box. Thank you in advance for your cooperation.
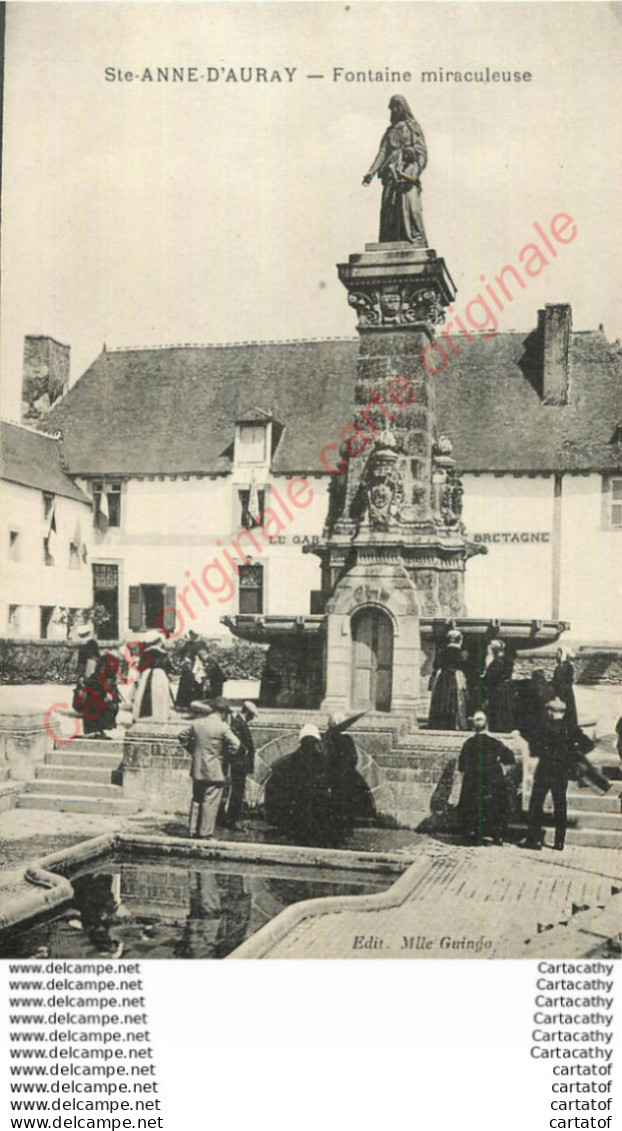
[129,586,144,632]
[128,585,177,633]
[162,588,177,634]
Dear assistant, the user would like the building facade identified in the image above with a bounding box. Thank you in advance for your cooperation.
[0,421,93,638]
[3,306,620,645]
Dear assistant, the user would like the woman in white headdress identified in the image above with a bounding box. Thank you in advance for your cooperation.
[132,632,172,723]
[428,628,468,731]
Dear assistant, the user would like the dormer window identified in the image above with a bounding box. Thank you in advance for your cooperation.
[237,424,267,464]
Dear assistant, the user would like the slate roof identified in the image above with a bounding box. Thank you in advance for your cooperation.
[1,420,91,502]
[44,327,622,476]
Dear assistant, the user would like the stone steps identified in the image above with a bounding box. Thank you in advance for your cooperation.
[46,749,122,769]
[540,827,622,850]
[16,792,139,816]
[26,778,122,800]
[14,736,134,815]
[36,764,115,784]
[385,767,424,783]
[566,791,621,813]
[55,737,125,754]
[566,809,621,832]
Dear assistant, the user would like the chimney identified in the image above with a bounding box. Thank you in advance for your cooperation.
[22,335,71,422]
[538,304,572,405]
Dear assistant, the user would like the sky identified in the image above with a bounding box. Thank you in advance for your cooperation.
[1,1,621,420]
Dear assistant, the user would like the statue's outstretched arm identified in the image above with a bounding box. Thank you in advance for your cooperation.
[362,131,390,184]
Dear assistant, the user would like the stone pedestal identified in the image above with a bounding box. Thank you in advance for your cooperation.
[315,241,480,720]
[123,721,191,813]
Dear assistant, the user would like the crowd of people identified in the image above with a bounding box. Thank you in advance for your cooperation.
[71,627,226,738]
[428,630,520,732]
[68,624,618,855]
[69,625,370,847]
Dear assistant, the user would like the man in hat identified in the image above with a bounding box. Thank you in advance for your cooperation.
[524,697,597,852]
[224,701,258,830]
[186,697,240,839]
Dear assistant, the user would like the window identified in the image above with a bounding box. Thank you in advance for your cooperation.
[69,541,80,569]
[8,605,20,634]
[602,476,622,529]
[93,482,122,528]
[43,537,54,566]
[93,563,120,639]
[611,478,622,528]
[43,493,54,520]
[236,424,267,465]
[238,563,263,614]
[9,530,20,562]
[239,488,266,530]
[128,584,176,634]
[40,606,55,639]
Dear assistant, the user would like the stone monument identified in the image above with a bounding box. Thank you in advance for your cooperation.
[311,97,481,721]
[225,99,565,720]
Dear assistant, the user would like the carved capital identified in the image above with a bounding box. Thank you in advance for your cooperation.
[346,280,446,329]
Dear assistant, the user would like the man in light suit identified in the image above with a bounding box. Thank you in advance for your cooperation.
[186,697,240,839]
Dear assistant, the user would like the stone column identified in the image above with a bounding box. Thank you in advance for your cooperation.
[335,243,456,535]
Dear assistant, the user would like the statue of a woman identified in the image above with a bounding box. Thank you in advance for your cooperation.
[363,95,428,246]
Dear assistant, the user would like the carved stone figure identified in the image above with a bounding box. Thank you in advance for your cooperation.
[432,435,464,529]
[362,95,428,246]
[351,431,405,532]
[441,469,464,528]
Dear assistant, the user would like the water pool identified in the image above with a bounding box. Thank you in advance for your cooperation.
[0,853,391,960]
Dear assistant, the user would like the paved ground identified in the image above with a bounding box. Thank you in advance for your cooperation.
[239,840,622,959]
[1,806,620,960]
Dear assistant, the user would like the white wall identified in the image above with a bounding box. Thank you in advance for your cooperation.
[87,473,328,639]
[463,472,622,642]
[559,474,622,642]
[462,474,555,622]
[74,469,621,644]
[0,481,93,637]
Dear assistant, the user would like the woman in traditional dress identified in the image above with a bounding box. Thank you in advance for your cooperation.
[75,625,100,681]
[75,653,120,738]
[175,647,205,710]
[482,640,515,732]
[428,628,469,730]
[265,724,333,847]
[132,632,172,722]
